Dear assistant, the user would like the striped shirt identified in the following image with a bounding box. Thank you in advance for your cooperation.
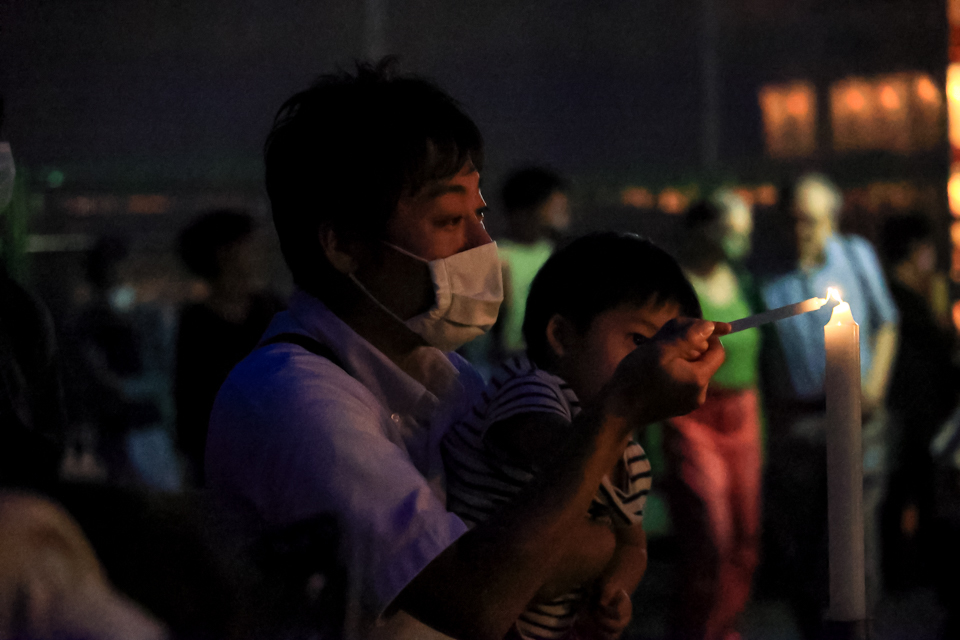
[441,356,651,640]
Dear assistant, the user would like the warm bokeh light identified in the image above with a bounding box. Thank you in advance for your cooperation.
[845,88,866,112]
[879,85,901,110]
[754,184,778,207]
[658,188,689,215]
[947,64,960,149]
[621,186,655,209]
[758,81,817,158]
[949,169,960,217]
[831,73,937,153]
[787,90,810,117]
[916,76,940,104]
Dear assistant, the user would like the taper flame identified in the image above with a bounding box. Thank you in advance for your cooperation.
[827,287,843,303]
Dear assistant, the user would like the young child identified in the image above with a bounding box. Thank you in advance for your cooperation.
[442,232,702,640]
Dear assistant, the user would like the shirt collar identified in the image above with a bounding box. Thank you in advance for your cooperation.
[264,289,461,421]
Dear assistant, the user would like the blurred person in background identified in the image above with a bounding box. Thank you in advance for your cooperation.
[878,214,960,590]
[666,194,762,640]
[0,99,67,490]
[175,210,284,485]
[65,236,166,485]
[759,174,898,638]
[492,167,570,361]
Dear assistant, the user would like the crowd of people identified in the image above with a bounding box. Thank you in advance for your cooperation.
[2,59,960,640]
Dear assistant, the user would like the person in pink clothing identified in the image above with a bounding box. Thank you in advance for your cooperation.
[665,196,763,640]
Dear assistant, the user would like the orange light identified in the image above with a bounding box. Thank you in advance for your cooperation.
[951,221,960,246]
[621,186,654,209]
[658,188,688,215]
[949,170,960,217]
[879,85,901,111]
[787,91,809,117]
[916,76,939,103]
[754,184,778,207]
[733,188,755,207]
[845,88,866,112]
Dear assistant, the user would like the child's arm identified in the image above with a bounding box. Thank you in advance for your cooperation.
[601,523,648,598]
[487,412,621,599]
[575,524,648,640]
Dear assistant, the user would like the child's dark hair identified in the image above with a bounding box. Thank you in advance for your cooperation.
[523,232,701,367]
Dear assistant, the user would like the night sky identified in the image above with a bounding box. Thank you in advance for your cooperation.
[0,0,722,188]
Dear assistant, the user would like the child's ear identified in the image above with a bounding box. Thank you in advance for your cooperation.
[545,314,576,359]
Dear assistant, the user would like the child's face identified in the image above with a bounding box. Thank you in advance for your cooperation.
[558,300,681,405]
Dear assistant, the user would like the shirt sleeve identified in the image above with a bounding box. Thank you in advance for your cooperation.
[206,347,468,619]
[483,370,571,427]
[597,442,652,525]
[848,236,900,327]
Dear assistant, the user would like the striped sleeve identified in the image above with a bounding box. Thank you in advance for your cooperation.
[595,441,652,525]
[483,370,571,427]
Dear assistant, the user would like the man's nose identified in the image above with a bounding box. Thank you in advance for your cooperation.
[465,210,493,250]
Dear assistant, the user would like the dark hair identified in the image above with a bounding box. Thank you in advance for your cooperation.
[178,210,255,280]
[501,167,566,218]
[523,232,701,367]
[87,235,129,289]
[880,213,933,267]
[684,199,722,229]
[264,58,484,296]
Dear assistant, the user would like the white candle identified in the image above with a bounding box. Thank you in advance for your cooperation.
[727,296,827,333]
[823,292,866,622]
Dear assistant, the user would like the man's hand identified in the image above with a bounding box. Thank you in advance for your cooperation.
[574,586,632,640]
[603,318,730,428]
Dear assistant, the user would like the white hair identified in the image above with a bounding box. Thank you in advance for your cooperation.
[795,173,842,221]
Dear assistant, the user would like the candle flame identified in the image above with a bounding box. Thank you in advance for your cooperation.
[827,287,843,303]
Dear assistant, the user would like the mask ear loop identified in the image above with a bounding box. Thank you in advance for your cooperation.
[347,272,411,327]
[381,241,429,264]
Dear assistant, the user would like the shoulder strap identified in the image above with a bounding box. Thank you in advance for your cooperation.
[259,332,344,370]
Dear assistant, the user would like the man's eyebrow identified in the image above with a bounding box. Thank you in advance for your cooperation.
[423,182,467,197]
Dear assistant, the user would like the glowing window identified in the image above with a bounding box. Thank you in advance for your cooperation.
[831,72,943,153]
[758,81,817,158]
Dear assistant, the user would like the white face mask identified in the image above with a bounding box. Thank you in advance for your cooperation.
[357,241,504,352]
[0,143,15,213]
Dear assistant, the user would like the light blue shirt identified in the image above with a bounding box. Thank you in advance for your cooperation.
[206,290,481,636]
[761,235,899,400]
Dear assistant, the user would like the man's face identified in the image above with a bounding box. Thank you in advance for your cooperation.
[539,191,571,233]
[387,163,492,261]
[793,182,836,265]
[353,162,493,321]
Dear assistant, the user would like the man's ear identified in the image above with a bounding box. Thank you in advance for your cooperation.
[318,226,358,275]
[545,313,576,360]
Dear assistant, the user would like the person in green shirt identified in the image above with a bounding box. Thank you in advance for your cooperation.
[493,167,570,359]
[665,193,763,640]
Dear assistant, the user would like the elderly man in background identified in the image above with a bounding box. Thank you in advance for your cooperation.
[759,174,898,639]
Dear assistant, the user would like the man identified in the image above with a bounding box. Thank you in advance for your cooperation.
[879,214,958,590]
[759,174,898,638]
[494,167,569,359]
[205,61,727,640]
